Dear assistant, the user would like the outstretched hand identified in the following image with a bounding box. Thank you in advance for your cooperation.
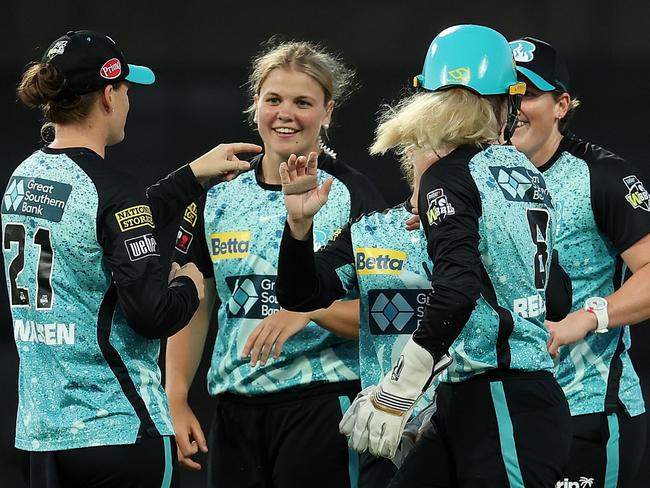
[189,142,262,185]
[279,152,333,240]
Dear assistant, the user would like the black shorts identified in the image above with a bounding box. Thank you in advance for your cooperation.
[559,410,647,488]
[359,452,397,488]
[28,434,178,488]
[207,380,360,488]
[389,370,572,488]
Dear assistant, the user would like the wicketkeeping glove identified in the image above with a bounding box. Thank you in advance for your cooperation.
[341,337,451,458]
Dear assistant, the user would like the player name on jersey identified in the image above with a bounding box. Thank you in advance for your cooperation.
[13,319,75,345]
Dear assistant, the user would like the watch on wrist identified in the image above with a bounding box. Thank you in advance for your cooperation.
[584,296,609,334]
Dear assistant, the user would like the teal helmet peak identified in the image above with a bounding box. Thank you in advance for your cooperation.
[413,25,526,97]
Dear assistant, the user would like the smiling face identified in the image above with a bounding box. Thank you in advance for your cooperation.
[511,85,569,166]
[254,67,333,162]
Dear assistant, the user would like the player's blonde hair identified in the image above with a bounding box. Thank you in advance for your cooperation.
[245,39,355,123]
[370,88,506,163]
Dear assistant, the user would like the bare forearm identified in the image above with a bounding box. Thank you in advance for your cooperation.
[309,299,360,340]
[606,262,650,327]
[165,278,215,399]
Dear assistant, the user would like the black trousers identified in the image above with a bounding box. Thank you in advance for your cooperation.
[207,380,360,488]
[389,370,572,488]
[28,434,178,488]
[559,409,647,488]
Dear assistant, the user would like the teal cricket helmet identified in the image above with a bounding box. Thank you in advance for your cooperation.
[413,25,526,97]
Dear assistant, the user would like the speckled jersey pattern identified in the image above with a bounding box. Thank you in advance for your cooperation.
[2,150,172,451]
[541,135,647,417]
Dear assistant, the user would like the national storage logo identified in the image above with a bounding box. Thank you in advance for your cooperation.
[115,205,154,232]
[2,176,72,222]
[210,231,251,261]
[355,248,406,275]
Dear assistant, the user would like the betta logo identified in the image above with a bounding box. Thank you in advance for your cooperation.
[100,58,122,80]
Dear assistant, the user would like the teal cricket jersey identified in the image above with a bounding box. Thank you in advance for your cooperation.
[540,133,648,417]
[2,147,201,451]
[277,145,559,383]
[173,153,385,396]
[315,203,436,412]
[415,145,558,381]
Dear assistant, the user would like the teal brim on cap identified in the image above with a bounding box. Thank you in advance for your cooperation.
[516,66,554,91]
[126,64,155,85]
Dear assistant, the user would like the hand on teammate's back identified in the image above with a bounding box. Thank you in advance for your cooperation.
[189,142,262,185]
[170,262,205,301]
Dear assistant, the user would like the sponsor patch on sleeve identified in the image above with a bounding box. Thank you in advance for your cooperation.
[124,233,159,261]
[175,227,194,254]
[623,175,650,211]
[425,188,455,226]
[183,202,198,226]
[114,205,154,232]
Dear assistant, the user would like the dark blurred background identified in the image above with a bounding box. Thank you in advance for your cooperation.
[2,0,650,486]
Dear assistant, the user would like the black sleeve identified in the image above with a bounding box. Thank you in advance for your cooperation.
[586,148,650,253]
[415,160,483,358]
[171,193,214,277]
[545,250,572,322]
[320,157,387,219]
[145,165,204,229]
[98,177,199,339]
[276,222,353,312]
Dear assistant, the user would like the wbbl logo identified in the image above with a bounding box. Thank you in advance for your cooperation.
[425,188,455,226]
[623,175,650,211]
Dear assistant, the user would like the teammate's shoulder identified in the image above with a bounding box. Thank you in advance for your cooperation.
[561,133,627,167]
[351,201,408,227]
[422,146,477,182]
[317,153,368,182]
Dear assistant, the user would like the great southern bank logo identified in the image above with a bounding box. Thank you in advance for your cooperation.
[367,289,428,335]
[225,275,280,318]
[355,248,406,275]
[2,177,72,222]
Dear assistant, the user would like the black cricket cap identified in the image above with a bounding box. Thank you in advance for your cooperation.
[509,37,570,93]
[41,30,155,96]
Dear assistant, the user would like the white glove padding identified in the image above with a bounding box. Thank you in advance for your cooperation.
[344,337,452,458]
[339,386,374,436]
